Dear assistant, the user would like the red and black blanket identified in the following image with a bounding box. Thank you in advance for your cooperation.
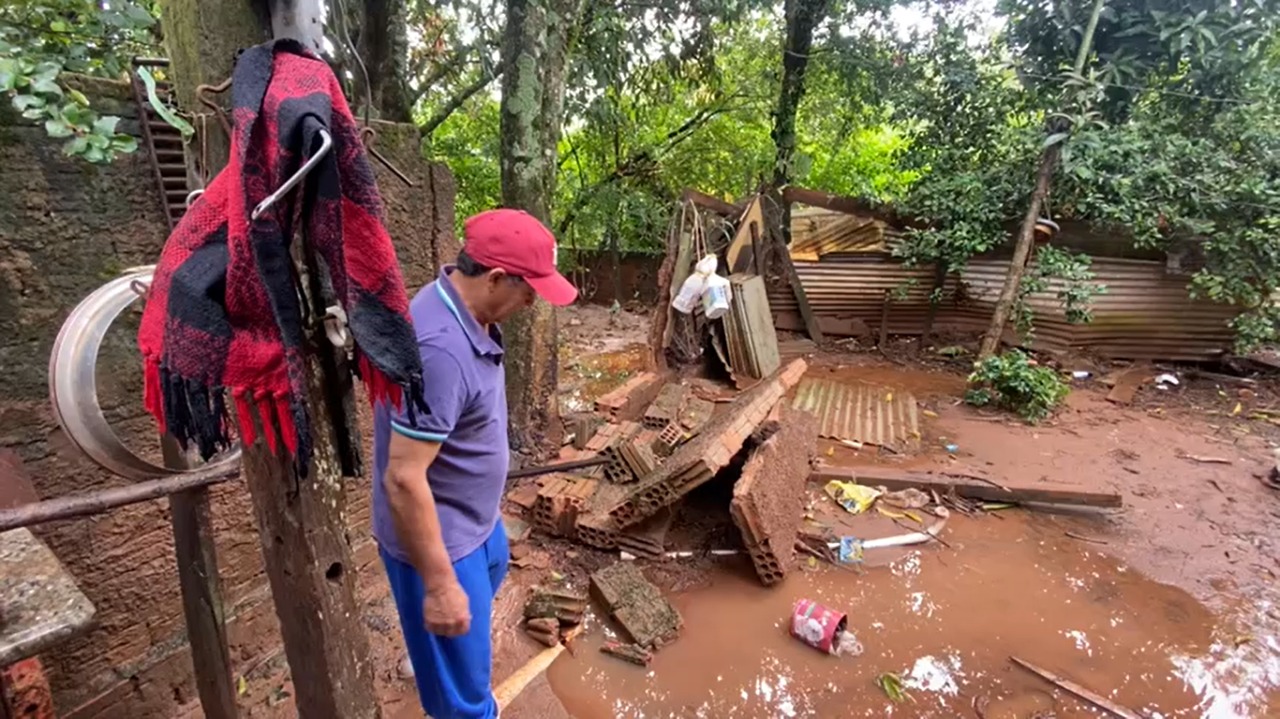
[138,39,426,473]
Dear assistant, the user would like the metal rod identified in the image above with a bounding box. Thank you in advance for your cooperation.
[251,129,333,220]
[0,462,240,532]
[507,456,610,479]
[0,454,611,532]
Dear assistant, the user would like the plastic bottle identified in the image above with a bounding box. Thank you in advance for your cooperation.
[671,254,721,314]
[701,272,732,319]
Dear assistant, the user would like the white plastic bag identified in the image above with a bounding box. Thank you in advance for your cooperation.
[701,272,732,319]
[671,254,721,314]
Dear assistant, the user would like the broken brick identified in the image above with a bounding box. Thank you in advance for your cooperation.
[526,617,560,647]
[590,563,682,649]
[601,422,643,484]
[678,397,715,437]
[730,404,819,586]
[652,422,683,457]
[600,641,653,666]
[643,383,688,429]
[595,371,671,421]
[570,415,604,450]
[619,430,659,479]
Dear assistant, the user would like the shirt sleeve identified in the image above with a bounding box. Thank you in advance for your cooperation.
[389,346,469,443]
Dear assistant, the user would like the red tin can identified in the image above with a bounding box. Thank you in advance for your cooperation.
[790,598,848,654]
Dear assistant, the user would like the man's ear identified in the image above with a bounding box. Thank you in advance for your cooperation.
[486,268,508,288]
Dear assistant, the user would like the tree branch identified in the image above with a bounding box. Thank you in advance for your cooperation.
[420,65,505,136]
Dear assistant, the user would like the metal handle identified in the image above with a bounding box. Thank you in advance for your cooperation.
[251,129,332,220]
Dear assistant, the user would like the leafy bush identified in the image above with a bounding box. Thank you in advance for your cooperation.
[965,350,1069,423]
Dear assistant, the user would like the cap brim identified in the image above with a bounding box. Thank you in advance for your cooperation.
[525,271,578,307]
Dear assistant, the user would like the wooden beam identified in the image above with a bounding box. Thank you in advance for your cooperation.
[782,186,923,230]
[778,245,824,344]
[810,466,1122,508]
[680,188,739,217]
[162,437,237,719]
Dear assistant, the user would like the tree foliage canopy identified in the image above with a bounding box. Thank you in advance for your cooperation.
[6,0,1280,348]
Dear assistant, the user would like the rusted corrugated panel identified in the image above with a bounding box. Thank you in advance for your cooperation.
[770,256,1238,361]
[789,208,888,260]
[792,378,919,449]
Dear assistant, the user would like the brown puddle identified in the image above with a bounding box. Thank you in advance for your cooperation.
[560,344,650,415]
[547,511,1279,718]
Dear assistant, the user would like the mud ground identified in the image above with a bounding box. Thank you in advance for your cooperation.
[222,305,1280,718]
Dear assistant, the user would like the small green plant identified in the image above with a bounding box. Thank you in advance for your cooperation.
[965,350,1068,423]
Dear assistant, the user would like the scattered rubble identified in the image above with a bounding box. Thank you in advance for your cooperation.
[590,563,682,650]
[600,641,653,666]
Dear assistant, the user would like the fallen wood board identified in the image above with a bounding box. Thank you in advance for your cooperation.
[1106,366,1151,405]
[810,466,1122,508]
[1010,656,1144,719]
[726,196,764,275]
[494,625,585,711]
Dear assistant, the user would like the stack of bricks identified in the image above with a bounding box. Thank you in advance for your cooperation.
[604,359,809,529]
[530,475,598,538]
[642,383,687,429]
[600,422,643,484]
[730,404,819,586]
[595,371,670,421]
[619,428,659,478]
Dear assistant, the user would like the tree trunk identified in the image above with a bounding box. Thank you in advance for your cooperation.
[771,0,828,190]
[977,0,1104,359]
[499,0,580,456]
[357,0,414,122]
[159,3,380,716]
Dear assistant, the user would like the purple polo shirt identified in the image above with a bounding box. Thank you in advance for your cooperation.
[372,266,510,564]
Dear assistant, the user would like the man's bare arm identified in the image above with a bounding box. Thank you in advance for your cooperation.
[384,432,470,635]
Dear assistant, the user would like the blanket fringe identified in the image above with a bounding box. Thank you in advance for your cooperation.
[145,360,232,461]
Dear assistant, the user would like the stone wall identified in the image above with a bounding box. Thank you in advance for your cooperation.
[0,76,454,717]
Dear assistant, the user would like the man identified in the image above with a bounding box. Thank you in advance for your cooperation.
[373,209,577,719]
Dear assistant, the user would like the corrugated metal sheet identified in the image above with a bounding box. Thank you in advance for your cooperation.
[790,208,889,259]
[792,378,920,449]
[771,256,1238,361]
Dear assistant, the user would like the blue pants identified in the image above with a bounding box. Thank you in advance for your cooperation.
[381,523,509,719]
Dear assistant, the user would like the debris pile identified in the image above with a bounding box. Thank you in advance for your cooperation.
[522,587,588,647]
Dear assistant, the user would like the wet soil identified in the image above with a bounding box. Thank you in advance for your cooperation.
[228,309,1280,719]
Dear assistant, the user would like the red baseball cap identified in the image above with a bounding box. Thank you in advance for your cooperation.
[462,209,578,306]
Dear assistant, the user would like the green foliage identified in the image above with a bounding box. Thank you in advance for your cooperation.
[0,0,159,163]
[965,350,1069,422]
[1015,245,1106,336]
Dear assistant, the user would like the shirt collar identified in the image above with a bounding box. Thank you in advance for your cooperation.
[436,266,504,358]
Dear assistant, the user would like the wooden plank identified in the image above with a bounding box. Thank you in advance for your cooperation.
[778,248,824,344]
[161,437,237,719]
[726,196,763,275]
[810,466,1123,508]
[1011,657,1144,719]
[740,276,780,377]
[782,186,922,230]
[681,188,739,216]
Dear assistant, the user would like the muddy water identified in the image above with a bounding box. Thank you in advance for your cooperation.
[547,512,1279,718]
[560,344,650,415]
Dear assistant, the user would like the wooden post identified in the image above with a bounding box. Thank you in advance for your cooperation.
[159,2,379,716]
[161,437,237,719]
